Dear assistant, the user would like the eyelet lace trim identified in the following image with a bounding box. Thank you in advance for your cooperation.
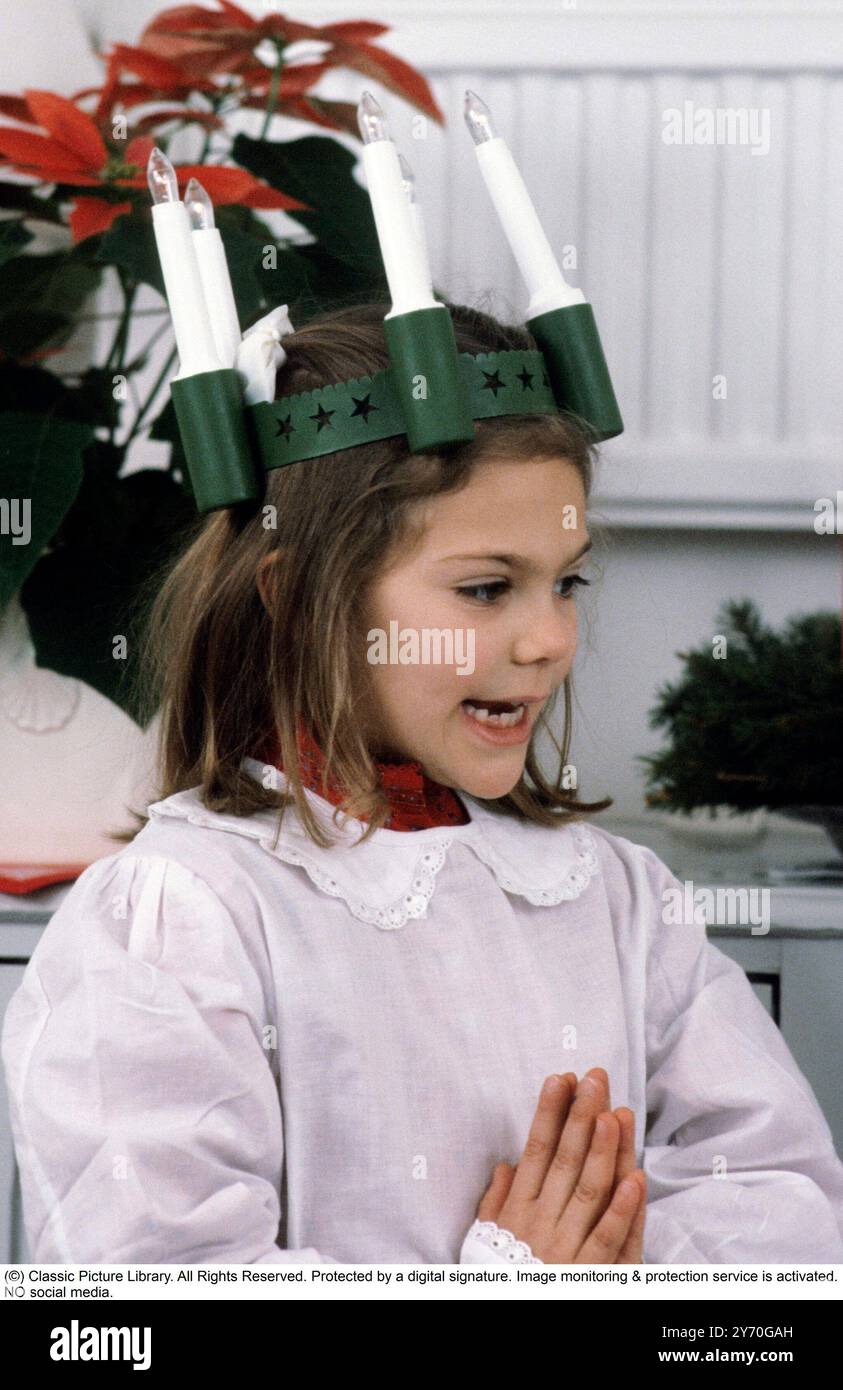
[466,1219,543,1264]
[253,837,452,930]
[467,822,599,906]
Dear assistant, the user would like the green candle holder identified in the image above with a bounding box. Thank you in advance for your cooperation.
[382,305,475,453]
[526,302,623,441]
[171,368,261,513]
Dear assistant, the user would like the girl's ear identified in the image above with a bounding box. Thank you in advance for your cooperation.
[256,551,280,616]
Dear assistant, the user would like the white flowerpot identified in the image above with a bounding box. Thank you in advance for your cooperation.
[664,805,769,881]
[0,592,160,884]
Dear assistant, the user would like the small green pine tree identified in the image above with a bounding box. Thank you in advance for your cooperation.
[639,599,842,812]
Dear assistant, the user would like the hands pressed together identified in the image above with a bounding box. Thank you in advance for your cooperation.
[475,1068,647,1263]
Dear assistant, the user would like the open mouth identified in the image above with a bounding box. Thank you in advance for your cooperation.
[461,699,528,729]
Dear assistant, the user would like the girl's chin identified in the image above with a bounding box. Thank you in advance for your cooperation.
[448,751,527,801]
[461,775,523,800]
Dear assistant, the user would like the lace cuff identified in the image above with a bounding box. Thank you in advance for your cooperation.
[459,1219,543,1265]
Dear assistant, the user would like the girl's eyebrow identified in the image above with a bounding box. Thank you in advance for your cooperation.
[437,538,594,568]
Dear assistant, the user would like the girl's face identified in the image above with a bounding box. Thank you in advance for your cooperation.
[362,454,590,799]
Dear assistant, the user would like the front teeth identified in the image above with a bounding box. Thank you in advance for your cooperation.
[464,702,526,728]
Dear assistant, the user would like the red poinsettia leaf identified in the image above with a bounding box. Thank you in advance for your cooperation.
[0,127,91,174]
[308,97,362,138]
[322,22,390,42]
[129,107,224,135]
[174,162,308,211]
[280,95,359,137]
[108,42,210,92]
[123,134,156,167]
[0,95,36,124]
[330,42,443,123]
[141,5,243,36]
[84,60,122,123]
[158,44,253,80]
[79,80,164,113]
[240,61,332,97]
[279,61,332,94]
[68,196,132,242]
[236,183,311,211]
[217,0,258,25]
[27,170,103,186]
[258,12,330,43]
[138,10,253,76]
[24,90,107,167]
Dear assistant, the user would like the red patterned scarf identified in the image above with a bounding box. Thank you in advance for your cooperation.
[253,724,470,832]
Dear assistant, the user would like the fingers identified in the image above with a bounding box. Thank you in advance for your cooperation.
[611,1107,646,1262]
[573,1169,645,1264]
[533,1068,611,1213]
[475,1161,517,1223]
[616,1168,648,1263]
[506,1072,578,1204]
[612,1106,637,1189]
[548,1108,622,1257]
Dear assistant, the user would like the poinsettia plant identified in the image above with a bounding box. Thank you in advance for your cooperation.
[0,1,442,714]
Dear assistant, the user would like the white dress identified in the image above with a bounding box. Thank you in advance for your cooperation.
[3,755,843,1265]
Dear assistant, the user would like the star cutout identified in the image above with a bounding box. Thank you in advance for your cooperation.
[310,404,335,432]
[350,392,378,423]
[515,367,535,390]
[480,369,505,396]
[275,413,294,440]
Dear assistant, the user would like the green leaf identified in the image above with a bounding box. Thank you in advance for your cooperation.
[0,362,124,428]
[66,368,124,431]
[0,221,33,266]
[231,133,385,282]
[96,211,164,295]
[20,460,196,716]
[0,362,67,413]
[0,182,64,222]
[147,398,187,478]
[0,410,93,610]
[242,243,320,322]
[0,312,69,357]
[0,250,102,357]
[216,218,277,325]
[0,250,100,316]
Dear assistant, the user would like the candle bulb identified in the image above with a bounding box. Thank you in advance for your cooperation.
[185,178,242,370]
[398,152,430,273]
[147,148,221,377]
[463,90,584,320]
[356,91,437,317]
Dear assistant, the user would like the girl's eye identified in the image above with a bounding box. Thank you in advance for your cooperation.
[455,575,591,604]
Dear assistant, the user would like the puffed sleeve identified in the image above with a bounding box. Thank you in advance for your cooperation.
[1,853,338,1265]
[638,844,843,1263]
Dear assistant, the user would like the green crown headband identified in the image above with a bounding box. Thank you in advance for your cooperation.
[148,91,623,515]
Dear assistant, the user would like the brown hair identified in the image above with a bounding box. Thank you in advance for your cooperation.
[115,299,613,850]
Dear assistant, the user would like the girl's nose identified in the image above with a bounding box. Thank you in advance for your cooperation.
[510,604,575,667]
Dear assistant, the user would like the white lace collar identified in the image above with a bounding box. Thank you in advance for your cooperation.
[145,756,600,930]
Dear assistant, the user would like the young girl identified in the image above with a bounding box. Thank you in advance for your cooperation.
[3,301,843,1267]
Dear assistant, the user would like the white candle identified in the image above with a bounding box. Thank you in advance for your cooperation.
[146,148,222,377]
[357,91,437,318]
[398,152,430,276]
[463,91,585,321]
[185,178,242,369]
